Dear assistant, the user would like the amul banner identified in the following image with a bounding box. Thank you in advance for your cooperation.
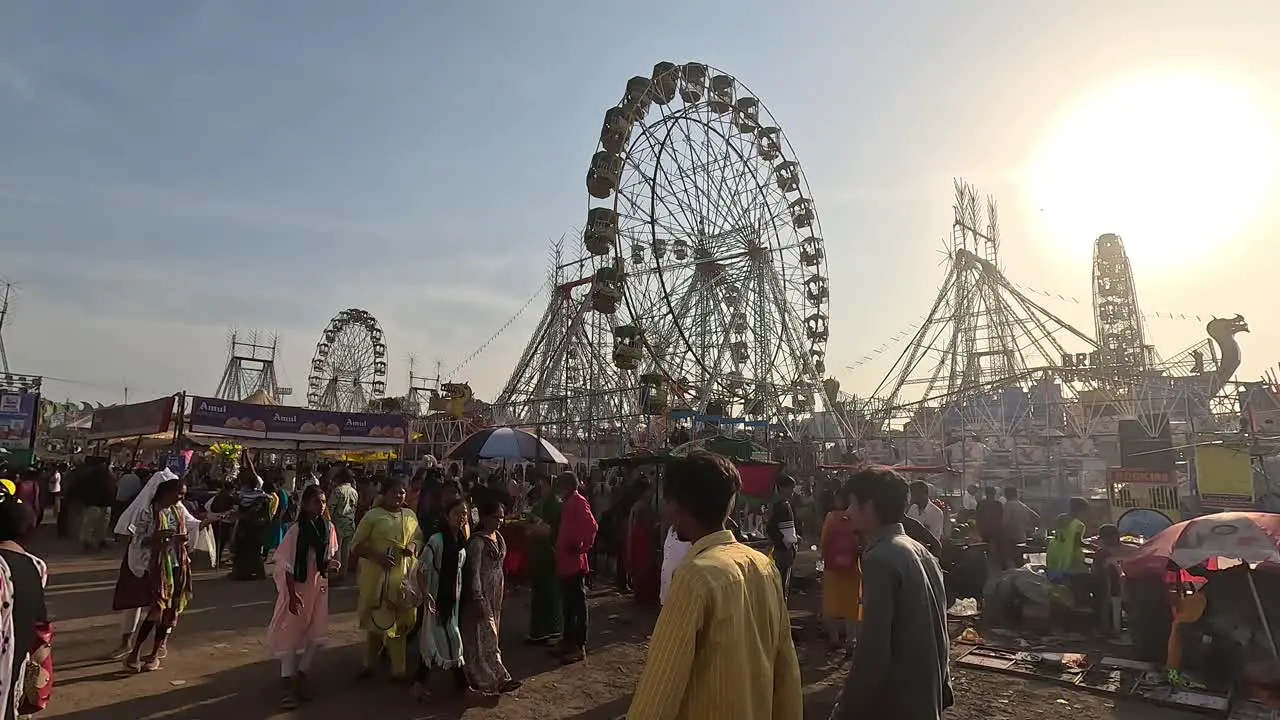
[188,397,407,445]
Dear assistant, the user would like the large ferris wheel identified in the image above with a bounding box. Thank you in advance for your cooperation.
[583,61,832,427]
[306,308,388,413]
[496,61,833,439]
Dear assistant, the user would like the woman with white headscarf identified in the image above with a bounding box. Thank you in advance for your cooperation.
[106,470,206,660]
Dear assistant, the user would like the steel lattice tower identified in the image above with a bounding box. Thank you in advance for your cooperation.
[1091,234,1154,381]
[871,180,1099,419]
[214,330,283,402]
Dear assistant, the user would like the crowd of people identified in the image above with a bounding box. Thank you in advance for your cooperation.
[0,449,970,719]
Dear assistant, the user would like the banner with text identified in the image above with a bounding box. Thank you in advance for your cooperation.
[1107,467,1180,538]
[88,397,175,441]
[188,397,407,445]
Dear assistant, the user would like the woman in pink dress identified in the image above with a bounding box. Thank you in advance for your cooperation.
[267,486,339,709]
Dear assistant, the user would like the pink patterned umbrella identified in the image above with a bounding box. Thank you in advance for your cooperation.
[1124,511,1280,576]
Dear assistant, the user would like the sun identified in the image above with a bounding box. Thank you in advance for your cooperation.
[1028,71,1279,268]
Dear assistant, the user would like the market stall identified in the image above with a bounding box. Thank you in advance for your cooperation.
[1122,512,1280,698]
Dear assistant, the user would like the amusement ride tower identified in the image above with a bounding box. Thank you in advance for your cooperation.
[1091,234,1155,382]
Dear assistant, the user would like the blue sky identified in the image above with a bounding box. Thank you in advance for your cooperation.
[2,1,1279,405]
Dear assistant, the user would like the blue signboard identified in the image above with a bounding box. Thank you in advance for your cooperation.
[0,392,37,451]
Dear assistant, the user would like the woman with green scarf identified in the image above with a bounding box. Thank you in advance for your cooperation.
[525,475,563,644]
[268,485,340,709]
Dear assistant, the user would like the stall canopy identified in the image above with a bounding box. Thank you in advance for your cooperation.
[670,435,771,463]
[187,396,406,446]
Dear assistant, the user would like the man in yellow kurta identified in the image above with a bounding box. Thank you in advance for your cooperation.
[627,452,802,720]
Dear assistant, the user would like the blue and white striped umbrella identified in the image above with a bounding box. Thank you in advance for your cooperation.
[445,427,568,464]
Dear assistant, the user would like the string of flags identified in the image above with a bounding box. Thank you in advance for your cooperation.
[1011,283,1207,322]
[843,283,1209,371]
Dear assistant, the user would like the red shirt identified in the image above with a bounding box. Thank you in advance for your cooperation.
[555,490,598,578]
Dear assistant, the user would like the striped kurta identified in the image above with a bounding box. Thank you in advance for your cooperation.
[627,530,803,720]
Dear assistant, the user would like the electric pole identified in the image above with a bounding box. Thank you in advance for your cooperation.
[0,282,12,374]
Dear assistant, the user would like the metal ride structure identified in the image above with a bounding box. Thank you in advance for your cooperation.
[493,239,643,446]
[1087,233,1249,434]
[406,358,485,462]
[846,180,1115,475]
[497,61,834,447]
[1092,234,1155,383]
[214,330,283,403]
[836,183,1248,491]
[862,181,1101,439]
[306,308,388,413]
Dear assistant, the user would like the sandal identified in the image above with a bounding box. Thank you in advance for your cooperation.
[141,656,162,672]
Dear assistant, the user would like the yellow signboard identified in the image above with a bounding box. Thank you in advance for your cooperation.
[1194,445,1255,509]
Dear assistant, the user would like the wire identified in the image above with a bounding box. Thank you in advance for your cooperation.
[444,281,548,380]
[841,282,1211,372]
[1010,282,1209,323]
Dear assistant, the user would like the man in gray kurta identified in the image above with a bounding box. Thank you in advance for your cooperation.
[830,468,953,720]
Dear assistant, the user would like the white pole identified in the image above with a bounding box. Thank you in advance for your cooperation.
[1247,569,1280,662]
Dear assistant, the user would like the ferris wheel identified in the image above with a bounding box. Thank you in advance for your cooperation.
[306,308,388,412]
[582,62,830,423]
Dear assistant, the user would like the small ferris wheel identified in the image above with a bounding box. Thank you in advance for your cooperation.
[306,308,388,412]
[581,61,831,424]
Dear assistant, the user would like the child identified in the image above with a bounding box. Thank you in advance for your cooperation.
[267,486,339,709]
[1092,524,1133,634]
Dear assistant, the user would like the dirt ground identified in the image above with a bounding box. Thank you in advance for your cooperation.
[33,532,1200,720]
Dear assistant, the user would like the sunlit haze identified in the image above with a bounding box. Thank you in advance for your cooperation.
[1029,71,1279,269]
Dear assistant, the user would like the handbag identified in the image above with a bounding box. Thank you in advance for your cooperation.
[368,512,417,632]
[193,525,218,568]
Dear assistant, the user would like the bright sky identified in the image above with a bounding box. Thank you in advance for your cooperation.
[2,1,1279,406]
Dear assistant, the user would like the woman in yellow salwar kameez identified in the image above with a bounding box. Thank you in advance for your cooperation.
[353,476,421,680]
